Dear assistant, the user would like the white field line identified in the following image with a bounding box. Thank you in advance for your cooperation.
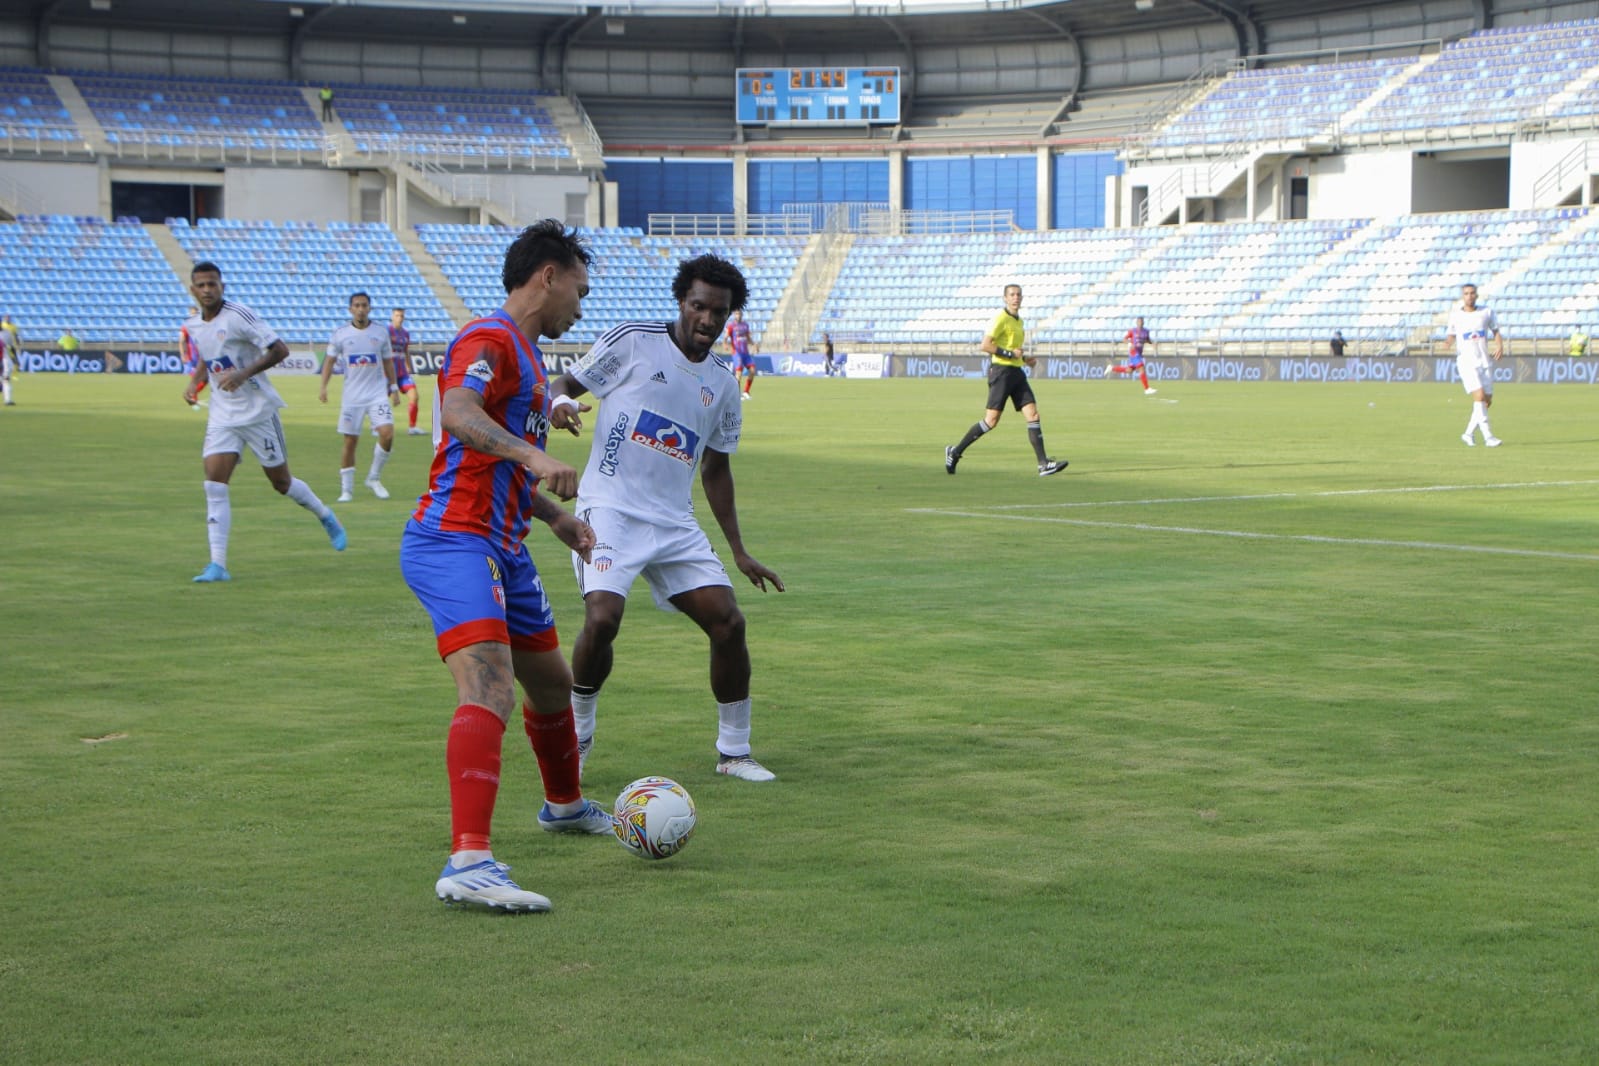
[982,479,1599,511]
[908,479,1599,562]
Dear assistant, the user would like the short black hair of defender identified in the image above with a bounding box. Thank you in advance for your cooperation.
[502,219,593,294]
[191,260,222,279]
[349,291,371,304]
[672,254,748,312]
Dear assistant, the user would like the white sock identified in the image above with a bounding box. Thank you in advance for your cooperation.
[1477,409,1494,439]
[286,477,330,519]
[545,799,586,817]
[340,467,355,495]
[368,444,391,481]
[571,686,599,742]
[204,480,231,567]
[716,698,753,757]
[1,380,11,403]
[449,849,492,868]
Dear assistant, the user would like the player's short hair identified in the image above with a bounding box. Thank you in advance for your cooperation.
[349,291,371,305]
[672,254,748,312]
[1462,281,1478,290]
[392,307,405,314]
[1003,283,1022,296]
[191,261,222,279]
[502,219,593,294]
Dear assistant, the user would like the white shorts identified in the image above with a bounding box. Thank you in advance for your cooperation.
[338,398,394,435]
[573,506,731,613]
[203,414,289,467]
[1457,358,1494,396]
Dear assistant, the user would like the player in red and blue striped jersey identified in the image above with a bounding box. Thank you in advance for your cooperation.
[1107,316,1158,394]
[388,307,425,435]
[400,220,610,914]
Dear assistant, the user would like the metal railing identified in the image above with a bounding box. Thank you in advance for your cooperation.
[646,213,815,236]
[329,132,586,172]
[1532,140,1596,207]
[855,208,1016,235]
[0,124,93,157]
[99,127,325,165]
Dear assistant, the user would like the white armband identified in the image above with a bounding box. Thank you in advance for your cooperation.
[551,394,580,412]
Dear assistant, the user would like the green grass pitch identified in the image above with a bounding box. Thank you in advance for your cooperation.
[2,373,1596,1064]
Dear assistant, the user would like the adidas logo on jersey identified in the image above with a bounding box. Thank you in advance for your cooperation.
[650,371,668,383]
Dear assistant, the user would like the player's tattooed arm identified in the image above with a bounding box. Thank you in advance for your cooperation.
[531,493,595,562]
[441,387,581,499]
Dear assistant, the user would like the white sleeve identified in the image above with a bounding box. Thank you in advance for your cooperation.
[242,310,279,353]
[709,392,741,454]
[571,331,630,398]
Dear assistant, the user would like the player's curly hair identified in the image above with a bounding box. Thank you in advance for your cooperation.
[672,254,749,312]
[502,219,593,294]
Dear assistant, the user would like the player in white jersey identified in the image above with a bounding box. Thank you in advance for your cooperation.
[181,261,347,583]
[0,327,14,406]
[550,254,786,783]
[320,291,399,500]
[1444,282,1505,447]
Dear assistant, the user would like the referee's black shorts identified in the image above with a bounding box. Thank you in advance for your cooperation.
[986,363,1035,412]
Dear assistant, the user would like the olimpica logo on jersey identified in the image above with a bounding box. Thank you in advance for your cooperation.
[630,408,699,466]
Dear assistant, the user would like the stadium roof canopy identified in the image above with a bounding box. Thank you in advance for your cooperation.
[17,0,1413,54]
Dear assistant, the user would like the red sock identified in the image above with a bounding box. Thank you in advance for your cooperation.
[1110,365,1125,374]
[1139,369,1150,389]
[408,395,419,428]
[447,703,505,854]
[524,704,582,805]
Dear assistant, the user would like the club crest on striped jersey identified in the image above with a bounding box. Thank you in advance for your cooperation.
[465,358,493,383]
[701,386,714,407]
[630,408,699,466]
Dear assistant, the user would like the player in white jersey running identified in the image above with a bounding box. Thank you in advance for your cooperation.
[1444,282,1505,447]
[181,261,347,583]
[0,327,14,406]
[549,254,786,783]
[320,291,399,500]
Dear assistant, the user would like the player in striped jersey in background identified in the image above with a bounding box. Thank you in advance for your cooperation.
[388,307,427,436]
[400,220,609,913]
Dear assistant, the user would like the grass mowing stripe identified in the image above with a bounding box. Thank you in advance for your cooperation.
[987,477,1599,510]
[908,508,1599,562]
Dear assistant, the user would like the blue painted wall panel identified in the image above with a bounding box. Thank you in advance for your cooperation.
[903,155,1036,229]
[607,159,734,229]
[1051,152,1122,230]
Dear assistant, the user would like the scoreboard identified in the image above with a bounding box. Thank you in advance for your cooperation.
[736,67,901,125]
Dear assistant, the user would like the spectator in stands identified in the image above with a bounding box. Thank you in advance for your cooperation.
[389,307,425,435]
[548,253,786,785]
[726,309,757,399]
[57,329,80,352]
[1567,325,1588,357]
[319,85,335,122]
[1330,330,1347,357]
[1445,283,1504,448]
[183,261,347,583]
[823,332,838,377]
[1107,317,1157,394]
[944,284,1068,477]
[1,322,14,406]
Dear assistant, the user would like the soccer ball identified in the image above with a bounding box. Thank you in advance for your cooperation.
[613,776,697,860]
